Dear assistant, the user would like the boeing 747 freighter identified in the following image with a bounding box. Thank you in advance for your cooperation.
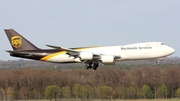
[4,29,175,70]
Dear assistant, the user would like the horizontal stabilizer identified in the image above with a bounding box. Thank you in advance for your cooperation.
[6,50,31,55]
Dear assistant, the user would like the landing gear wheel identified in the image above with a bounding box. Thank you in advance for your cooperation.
[92,63,99,70]
[157,62,160,66]
[85,63,92,69]
[157,60,160,66]
[85,65,89,69]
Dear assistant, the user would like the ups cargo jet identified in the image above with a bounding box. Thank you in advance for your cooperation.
[4,29,175,70]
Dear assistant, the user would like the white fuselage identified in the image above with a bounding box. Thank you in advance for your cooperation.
[41,42,175,63]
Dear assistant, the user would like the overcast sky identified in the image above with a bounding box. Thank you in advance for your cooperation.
[0,0,180,60]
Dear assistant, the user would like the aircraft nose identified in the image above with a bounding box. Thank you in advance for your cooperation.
[171,48,175,54]
[167,46,175,55]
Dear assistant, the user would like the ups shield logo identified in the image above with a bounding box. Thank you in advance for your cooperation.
[11,36,22,48]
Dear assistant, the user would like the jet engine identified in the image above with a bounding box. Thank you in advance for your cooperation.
[79,52,93,60]
[100,55,114,64]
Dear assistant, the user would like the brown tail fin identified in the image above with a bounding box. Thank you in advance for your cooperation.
[4,29,40,51]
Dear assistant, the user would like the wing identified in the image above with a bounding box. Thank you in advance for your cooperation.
[46,44,80,56]
[46,44,121,60]
[46,44,101,59]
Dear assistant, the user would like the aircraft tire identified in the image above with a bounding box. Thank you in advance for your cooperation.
[157,62,160,66]
[85,63,92,69]
[92,63,99,70]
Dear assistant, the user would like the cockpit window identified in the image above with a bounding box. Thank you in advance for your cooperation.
[161,43,165,45]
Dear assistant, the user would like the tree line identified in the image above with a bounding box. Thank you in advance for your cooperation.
[0,64,180,101]
[0,64,180,100]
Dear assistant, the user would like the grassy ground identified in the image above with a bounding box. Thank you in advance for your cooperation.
[15,99,180,101]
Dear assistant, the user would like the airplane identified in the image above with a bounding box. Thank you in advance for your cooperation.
[4,29,175,70]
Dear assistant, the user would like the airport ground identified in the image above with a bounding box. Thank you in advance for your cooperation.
[14,99,180,101]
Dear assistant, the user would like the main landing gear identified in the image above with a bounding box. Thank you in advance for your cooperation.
[85,62,99,70]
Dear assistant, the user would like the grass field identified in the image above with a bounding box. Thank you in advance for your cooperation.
[15,99,180,101]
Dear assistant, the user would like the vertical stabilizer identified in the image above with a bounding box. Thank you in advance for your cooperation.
[4,29,40,51]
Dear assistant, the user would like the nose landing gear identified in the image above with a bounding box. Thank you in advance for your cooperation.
[157,60,160,66]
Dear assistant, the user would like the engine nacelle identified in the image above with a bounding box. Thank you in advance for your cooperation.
[100,55,114,64]
[79,52,93,60]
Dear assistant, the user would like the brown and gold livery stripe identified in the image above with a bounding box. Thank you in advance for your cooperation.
[40,46,102,61]
[40,51,66,61]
